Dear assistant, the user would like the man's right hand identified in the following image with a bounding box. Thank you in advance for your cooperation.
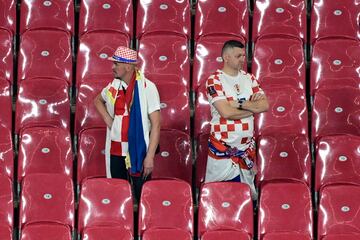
[104,115,113,128]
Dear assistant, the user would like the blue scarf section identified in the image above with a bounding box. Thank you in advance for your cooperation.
[128,81,147,174]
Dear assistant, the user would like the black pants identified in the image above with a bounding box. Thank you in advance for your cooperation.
[110,155,148,202]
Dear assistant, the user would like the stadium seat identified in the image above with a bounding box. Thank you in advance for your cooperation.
[77,128,107,185]
[252,0,306,42]
[194,84,211,138]
[257,134,311,186]
[82,226,133,240]
[310,38,360,95]
[138,33,190,90]
[258,181,313,240]
[252,36,305,90]
[312,86,360,141]
[0,29,13,85]
[0,175,13,231]
[194,0,249,41]
[0,0,16,34]
[143,228,192,240]
[0,80,12,130]
[318,184,360,238]
[152,129,192,184]
[17,126,73,184]
[315,135,360,191]
[198,182,253,239]
[193,34,246,90]
[136,0,191,38]
[202,230,251,240]
[0,225,12,240]
[20,224,72,240]
[263,232,311,240]
[15,78,70,134]
[17,30,72,85]
[138,179,193,237]
[195,133,209,188]
[311,0,360,43]
[75,82,108,134]
[19,174,74,230]
[76,31,129,87]
[20,0,74,34]
[0,126,13,180]
[255,86,308,136]
[78,178,133,235]
[79,0,133,38]
[156,82,190,133]
[322,234,360,240]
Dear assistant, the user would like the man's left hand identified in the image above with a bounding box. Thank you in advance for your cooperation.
[143,155,154,178]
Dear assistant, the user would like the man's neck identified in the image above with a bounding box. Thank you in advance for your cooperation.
[221,66,239,77]
[120,70,135,85]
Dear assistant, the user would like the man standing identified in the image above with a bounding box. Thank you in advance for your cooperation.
[94,46,161,201]
[205,40,269,199]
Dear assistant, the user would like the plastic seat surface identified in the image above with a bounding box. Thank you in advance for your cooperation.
[252,0,306,42]
[18,30,72,85]
[138,179,193,237]
[136,0,191,38]
[315,135,360,191]
[0,0,16,34]
[0,175,13,229]
[202,230,250,240]
[20,0,74,34]
[82,226,133,240]
[17,126,73,183]
[257,134,311,186]
[143,228,192,240]
[79,0,133,37]
[152,129,192,184]
[20,224,72,240]
[195,133,209,188]
[252,36,305,90]
[0,29,13,84]
[0,80,12,130]
[15,78,70,133]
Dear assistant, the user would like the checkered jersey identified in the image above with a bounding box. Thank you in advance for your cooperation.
[206,69,264,150]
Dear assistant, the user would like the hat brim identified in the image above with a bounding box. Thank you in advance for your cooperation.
[107,56,137,64]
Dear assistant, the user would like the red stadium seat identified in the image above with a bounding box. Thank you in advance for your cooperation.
[0,0,16,34]
[252,36,305,90]
[143,228,192,240]
[20,0,74,34]
[0,175,13,231]
[322,234,360,240]
[0,29,13,84]
[138,33,190,90]
[82,226,133,240]
[193,34,246,91]
[17,126,73,184]
[152,129,192,184]
[75,82,107,134]
[79,0,133,37]
[198,182,253,239]
[255,86,308,136]
[318,184,360,238]
[138,179,193,237]
[18,30,72,85]
[194,0,249,41]
[194,84,211,138]
[0,80,12,130]
[156,82,190,133]
[78,178,133,235]
[76,31,129,87]
[77,128,107,185]
[315,135,360,192]
[195,133,209,188]
[19,174,74,230]
[136,0,191,38]
[311,0,360,43]
[202,230,251,240]
[263,232,311,240]
[312,86,360,141]
[20,224,72,240]
[258,181,313,240]
[252,0,306,42]
[15,78,70,134]
[257,134,311,187]
[0,127,13,180]
[0,225,12,240]
[310,38,360,95]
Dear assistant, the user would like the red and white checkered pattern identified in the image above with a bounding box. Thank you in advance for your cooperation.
[108,46,138,64]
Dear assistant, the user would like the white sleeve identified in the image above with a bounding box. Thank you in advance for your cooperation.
[100,83,110,101]
[146,81,161,114]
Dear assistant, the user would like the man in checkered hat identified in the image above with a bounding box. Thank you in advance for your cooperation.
[94,46,160,201]
[204,40,269,199]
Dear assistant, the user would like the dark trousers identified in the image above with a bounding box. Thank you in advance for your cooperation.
[110,155,148,202]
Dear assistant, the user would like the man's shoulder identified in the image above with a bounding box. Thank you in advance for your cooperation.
[206,70,223,84]
[239,70,256,81]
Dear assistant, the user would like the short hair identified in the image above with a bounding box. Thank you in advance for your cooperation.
[221,40,245,57]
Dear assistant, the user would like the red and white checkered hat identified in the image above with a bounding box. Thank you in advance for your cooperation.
[108,46,138,64]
